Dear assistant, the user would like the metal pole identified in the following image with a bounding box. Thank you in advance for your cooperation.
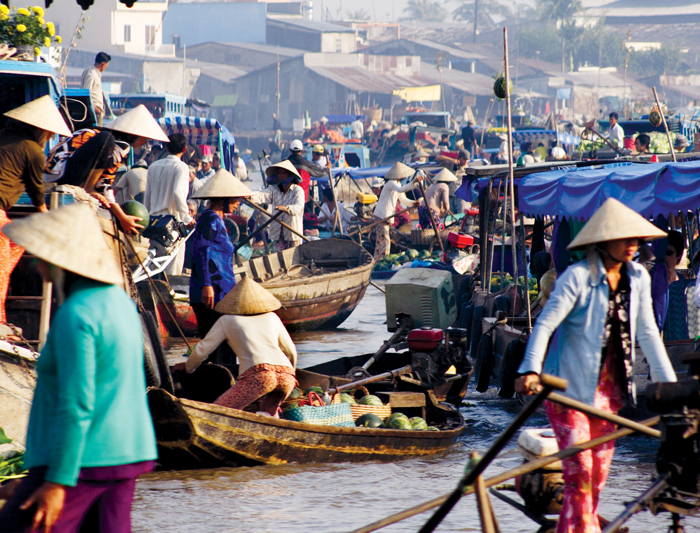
[503,27,519,317]
[652,86,676,162]
[600,476,669,533]
[326,166,344,235]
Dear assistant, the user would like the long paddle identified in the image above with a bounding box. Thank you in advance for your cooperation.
[345,208,410,238]
[243,199,311,243]
[234,210,284,250]
[327,365,413,395]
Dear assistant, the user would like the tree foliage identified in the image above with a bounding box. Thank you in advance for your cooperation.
[401,0,447,22]
[627,43,683,77]
[453,0,511,27]
[345,9,371,20]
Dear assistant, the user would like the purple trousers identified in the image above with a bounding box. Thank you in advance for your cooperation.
[0,462,154,533]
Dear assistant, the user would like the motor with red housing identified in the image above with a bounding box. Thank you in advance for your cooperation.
[407,327,471,385]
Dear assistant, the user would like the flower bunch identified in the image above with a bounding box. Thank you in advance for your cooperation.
[0,6,62,55]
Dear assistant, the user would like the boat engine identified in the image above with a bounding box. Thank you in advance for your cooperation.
[514,429,564,516]
[407,327,471,386]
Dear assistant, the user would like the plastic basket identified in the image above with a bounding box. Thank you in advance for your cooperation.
[280,401,354,427]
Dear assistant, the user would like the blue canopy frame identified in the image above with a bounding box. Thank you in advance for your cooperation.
[158,116,236,171]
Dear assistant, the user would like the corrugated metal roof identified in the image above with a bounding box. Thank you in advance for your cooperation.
[267,17,356,33]
[419,65,494,96]
[186,60,249,82]
[306,65,429,93]
[184,41,305,58]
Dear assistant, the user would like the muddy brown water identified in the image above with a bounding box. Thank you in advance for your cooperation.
[136,268,699,531]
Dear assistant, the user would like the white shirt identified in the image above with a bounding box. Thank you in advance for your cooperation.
[113,167,147,204]
[499,141,510,159]
[186,313,297,375]
[233,157,247,181]
[319,201,352,230]
[373,179,418,221]
[350,119,364,139]
[551,146,566,159]
[609,123,624,148]
[81,65,103,113]
[198,168,216,184]
[144,154,193,224]
[313,155,328,167]
[250,184,305,244]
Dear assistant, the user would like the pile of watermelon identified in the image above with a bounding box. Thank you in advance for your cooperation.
[355,410,436,431]
[373,249,438,272]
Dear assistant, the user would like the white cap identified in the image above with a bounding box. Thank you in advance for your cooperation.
[290,139,303,152]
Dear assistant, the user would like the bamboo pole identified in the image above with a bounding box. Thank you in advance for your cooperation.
[244,200,311,243]
[350,417,660,533]
[652,86,676,162]
[417,178,445,254]
[326,166,344,236]
[503,27,519,321]
[345,209,410,238]
[518,213,532,331]
[475,474,496,533]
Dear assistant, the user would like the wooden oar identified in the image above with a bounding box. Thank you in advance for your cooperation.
[346,209,410,238]
[417,178,445,254]
[362,328,406,370]
[234,210,284,250]
[243,199,311,243]
[327,365,412,395]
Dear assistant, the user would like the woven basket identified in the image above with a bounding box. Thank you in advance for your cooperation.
[281,399,354,427]
[411,228,448,246]
[331,386,392,421]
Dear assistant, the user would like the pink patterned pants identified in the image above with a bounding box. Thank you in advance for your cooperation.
[0,210,24,323]
[545,355,623,533]
[214,363,296,416]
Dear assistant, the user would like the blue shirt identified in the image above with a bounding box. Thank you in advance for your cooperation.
[518,250,676,405]
[24,278,157,486]
[189,209,235,304]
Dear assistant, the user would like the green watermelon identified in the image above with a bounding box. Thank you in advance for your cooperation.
[387,417,412,430]
[426,426,439,431]
[409,417,428,430]
[339,393,356,404]
[120,200,149,233]
[357,394,383,406]
[649,108,663,127]
[355,413,384,428]
[384,412,409,424]
[287,388,302,399]
[407,249,420,259]
[493,76,513,99]
[304,386,323,396]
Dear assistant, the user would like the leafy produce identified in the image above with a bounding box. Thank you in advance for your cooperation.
[409,417,428,430]
[339,393,356,404]
[387,417,412,430]
[0,428,27,483]
[358,394,384,406]
[355,413,384,428]
[304,386,323,396]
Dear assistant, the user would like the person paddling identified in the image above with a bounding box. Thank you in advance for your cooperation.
[515,198,676,533]
[175,277,297,417]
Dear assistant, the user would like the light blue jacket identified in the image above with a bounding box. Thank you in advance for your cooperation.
[24,279,157,486]
[518,250,676,405]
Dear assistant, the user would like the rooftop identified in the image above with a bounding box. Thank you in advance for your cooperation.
[267,17,357,33]
[178,41,306,58]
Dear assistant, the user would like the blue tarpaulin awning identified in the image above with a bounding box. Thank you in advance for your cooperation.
[517,160,700,219]
[158,116,236,171]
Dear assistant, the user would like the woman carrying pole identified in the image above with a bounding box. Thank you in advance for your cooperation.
[515,198,677,533]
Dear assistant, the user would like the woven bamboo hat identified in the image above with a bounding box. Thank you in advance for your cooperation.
[4,95,71,137]
[192,169,253,199]
[265,159,301,181]
[109,105,169,142]
[384,162,415,181]
[434,168,457,183]
[2,203,122,285]
[214,276,282,315]
[567,198,667,251]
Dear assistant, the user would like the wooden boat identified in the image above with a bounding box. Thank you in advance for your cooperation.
[158,238,374,336]
[0,341,38,445]
[147,364,465,470]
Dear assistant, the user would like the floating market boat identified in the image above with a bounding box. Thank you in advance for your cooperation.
[159,238,374,335]
[147,364,465,470]
[0,341,37,445]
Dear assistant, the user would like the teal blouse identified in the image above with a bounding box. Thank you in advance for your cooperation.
[23,278,157,486]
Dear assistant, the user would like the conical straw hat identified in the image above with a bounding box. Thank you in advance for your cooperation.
[192,170,253,199]
[567,198,667,251]
[4,95,71,137]
[109,104,169,142]
[214,276,282,315]
[384,162,415,180]
[434,168,457,182]
[2,203,122,285]
[265,159,301,180]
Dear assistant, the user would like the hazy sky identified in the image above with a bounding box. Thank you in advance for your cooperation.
[314,0,414,21]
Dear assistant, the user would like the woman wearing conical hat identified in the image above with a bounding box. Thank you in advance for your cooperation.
[0,204,156,531]
[419,168,456,230]
[0,96,71,324]
[515,198,676,533]
[190,170,253,339]
[175,277,297,416]
[250,160,305,251]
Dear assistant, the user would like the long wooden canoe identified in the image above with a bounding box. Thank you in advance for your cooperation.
[148,364,465,470]
[0,341,38,445]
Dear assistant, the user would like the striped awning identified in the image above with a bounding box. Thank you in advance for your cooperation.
[159,116,236,171]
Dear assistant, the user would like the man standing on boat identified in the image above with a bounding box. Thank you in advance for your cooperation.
[515,198,676,533]
[250,160,305,251]
[197,154,215,184]
[81,52,111,127]
[144,133,195,275]
[0,96,71,325]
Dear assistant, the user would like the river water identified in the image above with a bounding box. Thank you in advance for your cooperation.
[132,282,700,533]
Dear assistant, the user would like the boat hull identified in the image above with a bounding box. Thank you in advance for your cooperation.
[0,343,38,445]
[148,387,465,470]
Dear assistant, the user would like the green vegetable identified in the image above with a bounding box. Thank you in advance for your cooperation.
[120,200,149,233]
[493,76,513,99]
[304,386,324,396]
[355,413,384,428]
[287,388,302,399]
[384,412,409,424]
[0,428,26,483]
[339,393,356,404]
[408,249,420,259]
[426,426,440,431]
[387,417,412,430]
[357,394,384,406]
[409,417,428,430]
